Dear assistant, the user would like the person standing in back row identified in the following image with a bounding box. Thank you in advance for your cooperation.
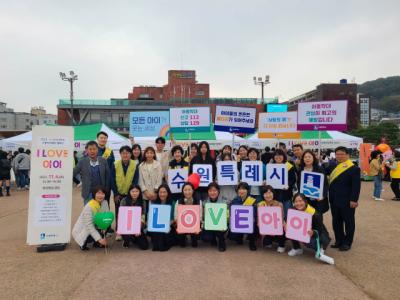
[328,146,361,252]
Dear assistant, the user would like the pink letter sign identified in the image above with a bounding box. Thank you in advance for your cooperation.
[117,206,142,235]
[177,205,201,234]
[257,206,283,236]
[230,205,254,234]
[285,209,312,243]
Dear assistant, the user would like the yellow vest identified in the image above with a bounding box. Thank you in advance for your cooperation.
[304,204,316,215]
[115,160,136,195]
[88,199,101,214]
[243,196,256,206]
[286,161,294,171]
[102,147,113,159]
[329,159,354,184]
[390,161,400,179]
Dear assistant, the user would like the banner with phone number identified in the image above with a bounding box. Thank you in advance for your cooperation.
[169,107,211,133]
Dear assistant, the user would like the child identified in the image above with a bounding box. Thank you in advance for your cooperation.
[257,185,286,253]
[150,184,175,251]
[287,193,334,265]
[229,182,257,251]
[72,185,109,251]
[202,183,227,252]
[174,182,202,248]
[119,184,149,250]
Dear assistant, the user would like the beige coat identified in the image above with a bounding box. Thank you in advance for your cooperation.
[138,160,163,199]
[72,201,109,246]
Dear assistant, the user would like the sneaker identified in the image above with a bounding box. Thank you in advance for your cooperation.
[288,248,303,256]
[374,197,385,201]
[80,245,89,251]
[316,253,335,265]
[277,247,285,253]
[263,243,273,249]
[25,185,29,190]
[77,182,82,188]
[115,235,122,241]
[122,241,129,248]
[17,187,21,191]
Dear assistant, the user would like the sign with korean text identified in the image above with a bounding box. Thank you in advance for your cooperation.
[204,203,228,231]
[130,111,170,137]
[285,209,312,243]
[192,164,213,187]
[147,204,171,233]
[176,205,201,234]
[241,161,263,186]
[258,206,283,236]
[168,169,188,193]
[258,112,300,139]
[300,171,324,200]
[230,205,254,234]
[117,207,142,235]
[27,126,74,245]
[266,164,288,189]
[214,105,256,133]
[217,161,238,186]
[297,100,348,131]
[169,107,211,133]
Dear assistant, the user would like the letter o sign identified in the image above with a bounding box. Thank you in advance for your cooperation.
[181,210,197,228]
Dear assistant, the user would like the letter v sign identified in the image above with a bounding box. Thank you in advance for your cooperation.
[204,203,227,231]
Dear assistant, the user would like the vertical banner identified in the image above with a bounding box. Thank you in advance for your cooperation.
[241,161,263,186]
[27,126,74,245]
[192,164,213,187]
[300,171,324,199]
[257,206,283,236]
[266,164,288,189]
[176,205,201,234]
[204,203,228,231]
[230,205,254,233]
[117,207,142,235]
[297,100,348,131]
[168,169,188,193]
[359,143,372,176]
[217,161,238,186]
[285,209,312,243]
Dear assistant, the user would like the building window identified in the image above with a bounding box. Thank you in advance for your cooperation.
[195,91,205,96]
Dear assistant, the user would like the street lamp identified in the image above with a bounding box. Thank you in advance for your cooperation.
[60,71,78,125]
[253,75,270,104]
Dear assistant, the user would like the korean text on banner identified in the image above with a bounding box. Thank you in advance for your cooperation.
[193,164,213,187]
[285,209,312,243]
[214,105,256,133]
[169,107,211,133]
[27,126,74,245]
[258,112,300,139]
[168,169,188,193]
[130,111,170,137]
[217,161,238,186]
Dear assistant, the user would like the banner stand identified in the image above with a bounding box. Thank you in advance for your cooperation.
[36,243,67,253]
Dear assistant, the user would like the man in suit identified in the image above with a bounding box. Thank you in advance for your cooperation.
[73,141,110,205]
[328,146,361,251]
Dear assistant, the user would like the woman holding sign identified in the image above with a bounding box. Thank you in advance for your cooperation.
[139,147,163,211]
[189,141,216,201]
[168,145,189,201]
[271,149,297,218]
[298,150,329,215]
[174,182,202,248]
[287,193,334,265]
[119,185,149,250]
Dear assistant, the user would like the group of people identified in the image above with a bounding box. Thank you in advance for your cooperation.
[72,131,362,264]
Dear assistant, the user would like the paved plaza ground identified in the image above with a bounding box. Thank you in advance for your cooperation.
[0,181,399,299]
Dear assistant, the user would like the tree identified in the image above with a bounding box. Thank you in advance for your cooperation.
[351,122,400,145]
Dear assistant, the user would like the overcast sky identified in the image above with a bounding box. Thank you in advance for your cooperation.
[1,0,399,114]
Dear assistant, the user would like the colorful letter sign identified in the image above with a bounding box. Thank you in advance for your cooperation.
[117,207,142,235]
[258,112,300,139]
[266,164,288,189]
[300,171,324,199]
[130,111,170,137]
[214,105,256,133]
[204,203,228,231]
[168,169,188,193]
[241,161,263,186]
[217,161,238,186]
[177,205,201,234]
[27,126,74,245]
[192,164,213,187]
[230,205,254,233]
[169,107,211,133]
[286,209,312,243]
[297,100,348,131]
[258,206,283,236]
[147,204,171,233]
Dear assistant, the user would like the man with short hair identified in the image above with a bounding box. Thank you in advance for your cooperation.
[74,141,110,205]
[96,131,115,169]
[292,144,304,171]
[12,147,30,190]
[328,146,361,252]
[155,137,170,179]
[261,146,273,165]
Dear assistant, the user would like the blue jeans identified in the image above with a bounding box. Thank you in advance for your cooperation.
[283,199,292,220]
[373,175,382,198]
[18,170,29,188]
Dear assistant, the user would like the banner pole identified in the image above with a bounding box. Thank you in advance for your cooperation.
[318,128,321,161]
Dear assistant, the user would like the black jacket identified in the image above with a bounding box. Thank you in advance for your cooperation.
[274,166,297,203]
[328,165,361,208]
[189,155,216,193]
[312,212,331,249]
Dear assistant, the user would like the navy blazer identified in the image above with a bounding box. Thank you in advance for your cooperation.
[328,165,361,208]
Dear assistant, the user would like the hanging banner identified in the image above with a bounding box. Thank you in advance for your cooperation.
[27,126,74,245]
[169,107,211,133]
[130,111,170,138]
[258,112,300,139]
[214,105,256,133]
[297,100,348,131]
